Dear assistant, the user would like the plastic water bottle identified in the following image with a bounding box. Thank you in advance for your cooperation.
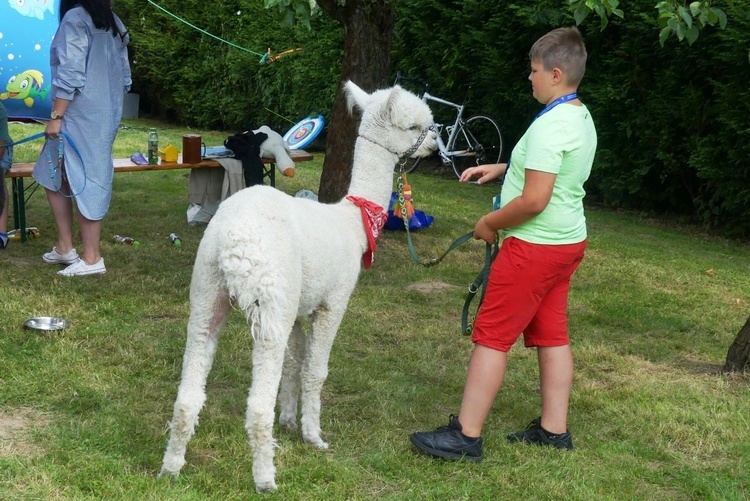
[148,128,159,165]
[169,233,182,247]
[113,234,140,246]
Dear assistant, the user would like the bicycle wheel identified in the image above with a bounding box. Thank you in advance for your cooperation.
[449,115,503,179]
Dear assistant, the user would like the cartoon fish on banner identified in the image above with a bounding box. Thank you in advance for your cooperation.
[8,0,55,20]
[0,70,50,107]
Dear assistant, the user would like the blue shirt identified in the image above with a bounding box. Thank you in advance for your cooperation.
[32,6,131,220]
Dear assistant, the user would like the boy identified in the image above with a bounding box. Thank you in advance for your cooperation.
[0,102,12,249]
[410,26,597,462]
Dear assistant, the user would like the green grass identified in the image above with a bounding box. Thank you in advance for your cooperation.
[1,118,749,500]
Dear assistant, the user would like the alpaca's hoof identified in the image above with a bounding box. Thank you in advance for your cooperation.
[279,416,298,432]
[303,436,329,450]
[255,479,278,493]
[157,469,179,483]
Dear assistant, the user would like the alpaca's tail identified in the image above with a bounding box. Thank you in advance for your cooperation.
[217,228,288,343]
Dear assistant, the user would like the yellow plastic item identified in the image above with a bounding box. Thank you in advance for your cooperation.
[8,227,40,240]
[160,144,179,163]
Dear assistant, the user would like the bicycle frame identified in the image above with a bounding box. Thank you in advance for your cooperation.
[421,91,474,164]
[394,71,502,177]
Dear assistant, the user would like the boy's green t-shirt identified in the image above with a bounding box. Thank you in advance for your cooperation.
[500,103,597,244]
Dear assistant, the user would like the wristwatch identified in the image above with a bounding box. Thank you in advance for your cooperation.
[50,110,64,120]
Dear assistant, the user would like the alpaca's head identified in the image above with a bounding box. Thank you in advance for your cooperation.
[344,81,436,158]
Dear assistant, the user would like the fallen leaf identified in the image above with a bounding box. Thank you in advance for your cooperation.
[705,269,714,276]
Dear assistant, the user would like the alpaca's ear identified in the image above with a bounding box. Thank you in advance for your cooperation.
[344,80,370,115]
[381,85,403,123]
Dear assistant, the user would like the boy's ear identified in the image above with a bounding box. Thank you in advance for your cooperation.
[552,67,564,84]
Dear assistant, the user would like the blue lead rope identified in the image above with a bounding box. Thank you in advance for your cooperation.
[5,131,87,198]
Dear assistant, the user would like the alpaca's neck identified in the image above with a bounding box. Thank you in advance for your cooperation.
[346,136,399,209]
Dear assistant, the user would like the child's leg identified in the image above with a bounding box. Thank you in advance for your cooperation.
[459,237,548,437]
[458,344,508,437]
[0,179,7,249]
[538,344,573,434]
[1,178,8,231]
[523,241,585,435]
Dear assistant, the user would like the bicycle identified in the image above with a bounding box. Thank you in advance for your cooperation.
[394,71,503,178]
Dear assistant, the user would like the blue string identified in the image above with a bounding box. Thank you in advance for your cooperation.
[4,131,46,148]
[145,0,266,59]
[6,131,87,199]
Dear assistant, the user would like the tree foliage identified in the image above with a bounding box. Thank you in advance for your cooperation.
[116,0,750,238]
[116,0,341,133]
[569,0,733,46]
[391,0,750,237]
[262,0,396,203]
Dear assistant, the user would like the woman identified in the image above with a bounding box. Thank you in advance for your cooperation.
[33,0,131,276]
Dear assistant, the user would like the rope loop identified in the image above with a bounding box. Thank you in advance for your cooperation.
[6,131,87,198]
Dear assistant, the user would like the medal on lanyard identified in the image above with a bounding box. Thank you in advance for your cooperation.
[47,136,65,183]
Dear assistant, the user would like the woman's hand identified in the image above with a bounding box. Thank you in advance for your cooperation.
[45,119,62,140]
[459,163,507,185]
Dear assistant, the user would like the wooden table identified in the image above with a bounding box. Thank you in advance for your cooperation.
[7,150,313,242]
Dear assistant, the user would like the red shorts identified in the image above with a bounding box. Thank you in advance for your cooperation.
[471,236,587,352]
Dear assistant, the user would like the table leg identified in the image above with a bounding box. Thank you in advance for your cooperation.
[11,178,28,243]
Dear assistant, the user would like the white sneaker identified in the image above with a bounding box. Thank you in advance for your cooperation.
[43,246,79,265]
[58,258,106,276]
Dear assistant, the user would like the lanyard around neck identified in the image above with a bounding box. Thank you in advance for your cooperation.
[496,92,578,198]
[533,92,578,122]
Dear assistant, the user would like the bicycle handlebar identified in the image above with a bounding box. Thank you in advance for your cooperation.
[394,71,430,93]
[395,70,473,106]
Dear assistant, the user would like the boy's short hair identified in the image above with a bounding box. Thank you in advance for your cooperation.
[529,27,587,86]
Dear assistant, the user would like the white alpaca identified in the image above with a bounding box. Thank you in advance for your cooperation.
[159,81,435,493]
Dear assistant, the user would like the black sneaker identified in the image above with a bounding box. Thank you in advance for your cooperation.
[507,417,574,450]
[410,415,483,463]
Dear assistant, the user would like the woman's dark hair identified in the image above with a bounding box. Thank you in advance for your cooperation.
[59,0,122,38]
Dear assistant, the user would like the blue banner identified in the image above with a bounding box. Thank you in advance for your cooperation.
[0,0,59,120]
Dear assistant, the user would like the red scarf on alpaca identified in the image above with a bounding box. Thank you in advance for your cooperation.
[346,196,388,269]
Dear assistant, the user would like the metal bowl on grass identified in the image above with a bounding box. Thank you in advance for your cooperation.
[24,317,71,331]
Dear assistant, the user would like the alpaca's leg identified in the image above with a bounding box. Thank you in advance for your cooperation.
[247,336,289,493]
[299,305,348,449]
[278,321,306,431]
[160,285,231,478]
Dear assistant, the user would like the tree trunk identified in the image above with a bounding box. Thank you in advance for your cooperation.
[315,0,395,203]
[723,315,750,373]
